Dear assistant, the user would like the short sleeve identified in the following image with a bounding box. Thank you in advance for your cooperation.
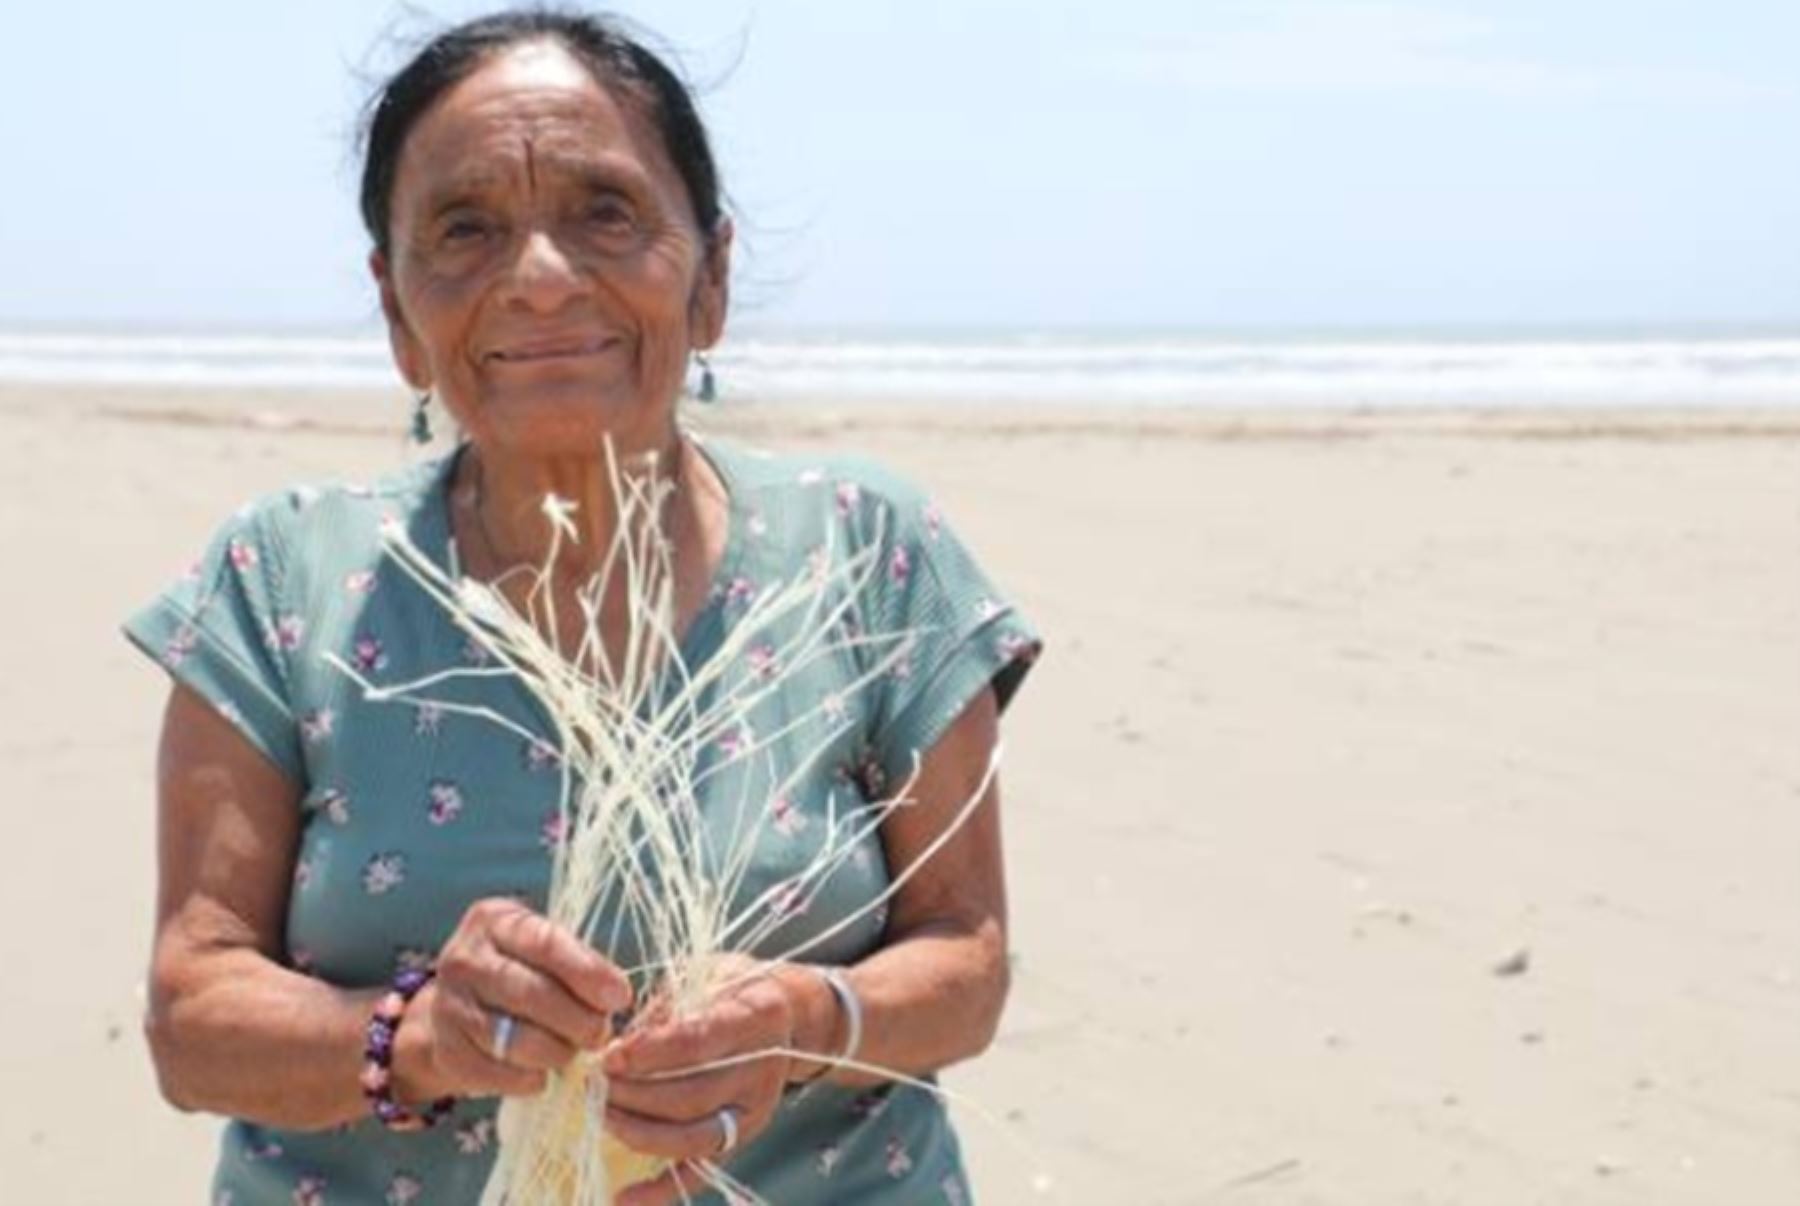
[853,474,1043,790]
[123,496,306,783]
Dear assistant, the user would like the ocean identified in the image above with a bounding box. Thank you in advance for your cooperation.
[3,328,1798,408]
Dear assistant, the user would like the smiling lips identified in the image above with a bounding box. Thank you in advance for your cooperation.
[486,336,619,364]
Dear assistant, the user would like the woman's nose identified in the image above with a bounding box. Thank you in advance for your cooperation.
[503,228,587,312]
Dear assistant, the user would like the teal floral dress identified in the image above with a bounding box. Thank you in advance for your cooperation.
[125,436,1040,1205]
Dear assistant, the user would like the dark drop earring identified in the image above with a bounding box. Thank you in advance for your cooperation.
[695,352,718,404]
[411,391,433,445]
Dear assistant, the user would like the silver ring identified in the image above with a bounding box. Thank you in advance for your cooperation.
[714,1105,742,1155]
[490,1011,518,1062]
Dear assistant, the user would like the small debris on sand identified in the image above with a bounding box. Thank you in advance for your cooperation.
[1492,947,1531,977]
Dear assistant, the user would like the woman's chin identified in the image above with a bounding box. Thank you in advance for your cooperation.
[460,383,672,456]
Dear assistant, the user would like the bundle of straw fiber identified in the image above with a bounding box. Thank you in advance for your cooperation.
[330,443,999,1205]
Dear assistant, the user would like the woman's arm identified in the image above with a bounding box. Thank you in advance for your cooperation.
[145,684,629,1130]
[794,683,1011,1082]
[145,683,391,1129]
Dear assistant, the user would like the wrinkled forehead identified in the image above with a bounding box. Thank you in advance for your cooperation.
[391,41,683,212]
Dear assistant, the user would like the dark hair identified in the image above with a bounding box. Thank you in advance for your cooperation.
[358,7,722,256]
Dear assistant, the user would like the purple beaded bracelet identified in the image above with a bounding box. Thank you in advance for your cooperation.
[360,966,455,1132]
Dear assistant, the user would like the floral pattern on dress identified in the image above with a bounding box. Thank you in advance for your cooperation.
[849,1090,890,1121]
[352,635,388,674]
[884,1136,914,1179]
[770,879,807,923]
[842,745,888,802]
[769,794,807,837]
[362,853,406,895]
[522,737,561,772]
[426,781,465,826]
[292,1174,326,1206]
[162,624,199,669]
[343,570,377,595]
[718,723,755,760]
[746,643,778,681]
[300,709,335,744]
[997,631,1034,662]
[454,1117,496,1155]
[270,614,306,652]
[539,809,567,853]
[385,1172,423,1205]
[413,702,444,736]
[890,640,915,682]
[316,789,351,826]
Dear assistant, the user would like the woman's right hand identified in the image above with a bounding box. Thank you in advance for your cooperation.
[395,897,634,1100]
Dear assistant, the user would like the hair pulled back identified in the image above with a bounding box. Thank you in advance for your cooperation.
[358,7,722,256]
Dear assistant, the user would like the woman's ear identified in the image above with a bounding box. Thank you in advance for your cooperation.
[688,218,734,350]
[370,249,431,391]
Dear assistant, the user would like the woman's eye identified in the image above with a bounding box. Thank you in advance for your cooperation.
[441,217,490,244]
[588,199,638,230]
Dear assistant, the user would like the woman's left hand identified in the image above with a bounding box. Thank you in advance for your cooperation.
[604,956,813,1205]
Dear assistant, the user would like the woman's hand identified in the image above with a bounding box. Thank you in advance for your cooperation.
[395,898,634,1101]
[602,956,828,1206]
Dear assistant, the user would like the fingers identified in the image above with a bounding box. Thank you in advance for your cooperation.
[423,897,636,1098]
[606,1099,749,1166]
[600,977,793,1161]
[604,987,772,1081]
[426,988,549,1097]
[605,1064,743,1124]
[442,984,578,1072]
[487,902,632,1015]
[450,945,611,1053]
[438,899,630,1050]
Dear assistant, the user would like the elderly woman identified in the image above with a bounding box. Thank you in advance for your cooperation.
[125,8,1038,1206]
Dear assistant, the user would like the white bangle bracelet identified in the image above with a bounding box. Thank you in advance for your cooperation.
[814,966,864,1067]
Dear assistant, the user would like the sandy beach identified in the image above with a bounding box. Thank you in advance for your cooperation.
[2,383,1796,1205]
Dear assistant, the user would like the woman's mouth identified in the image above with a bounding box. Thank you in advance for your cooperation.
[486,336,619,364]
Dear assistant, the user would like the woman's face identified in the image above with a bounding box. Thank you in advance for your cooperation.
[373,41,729,456]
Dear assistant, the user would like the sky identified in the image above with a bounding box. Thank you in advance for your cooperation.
[6,0,1798,332]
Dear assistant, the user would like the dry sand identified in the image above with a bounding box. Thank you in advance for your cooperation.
[1,385,1796,1204]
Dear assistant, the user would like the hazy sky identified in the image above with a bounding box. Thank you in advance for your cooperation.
[8,1,1798,331]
